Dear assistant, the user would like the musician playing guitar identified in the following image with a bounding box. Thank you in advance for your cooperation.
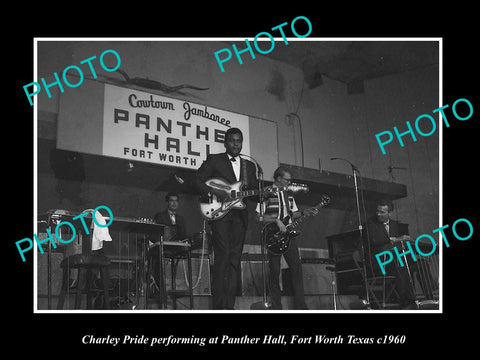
[195,128,258,310]
[256,167,318,310]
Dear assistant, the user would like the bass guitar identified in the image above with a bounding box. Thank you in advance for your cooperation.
[199,178,308,220]
[263,194,331,255]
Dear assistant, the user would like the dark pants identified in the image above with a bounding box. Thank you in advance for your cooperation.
[268,239,308,310]
[210,210,246,309]
[371,249,416,307]
[389,261,416,306]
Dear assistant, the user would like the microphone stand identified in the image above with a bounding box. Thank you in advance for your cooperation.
[331,157,371,309]
[241,154,271,310]
[398,238,418,306]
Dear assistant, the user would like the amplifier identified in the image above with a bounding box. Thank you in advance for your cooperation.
[238,255,337,296]
[282,260,336,295]
[238,259,269,296]
[164,258,212,295]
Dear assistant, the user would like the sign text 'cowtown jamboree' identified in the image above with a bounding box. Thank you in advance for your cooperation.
[102,84,250,170]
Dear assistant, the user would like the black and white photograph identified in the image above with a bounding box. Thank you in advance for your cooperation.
[7,6,478,355]
[33,38,441,313]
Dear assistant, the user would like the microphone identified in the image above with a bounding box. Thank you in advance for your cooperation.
[240,153,263,176]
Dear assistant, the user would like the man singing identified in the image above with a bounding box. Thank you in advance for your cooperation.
[195,128,258,310]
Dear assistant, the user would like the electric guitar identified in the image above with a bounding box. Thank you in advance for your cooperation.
[263,194,331,255]
[199,178,308,220]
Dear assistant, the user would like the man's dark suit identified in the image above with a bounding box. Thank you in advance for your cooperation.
[153,210,187,241]
[195,152,258,309]
[364,217,416,307]
[365,217,408,254]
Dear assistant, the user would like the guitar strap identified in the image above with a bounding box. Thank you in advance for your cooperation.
[279,190,292,220]
[241,157,248,187]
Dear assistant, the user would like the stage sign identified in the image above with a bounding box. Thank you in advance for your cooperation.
[102,84,250,169]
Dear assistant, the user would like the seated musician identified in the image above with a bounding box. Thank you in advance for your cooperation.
[153,192,187,242]
[256,167,317,310]
[363,199,417,309]
[148,192,188,295]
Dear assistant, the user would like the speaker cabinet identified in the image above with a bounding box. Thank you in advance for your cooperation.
[282,261,336,295]
[164,257,211,295]
[238,257,337,296]
[238,259,269,296]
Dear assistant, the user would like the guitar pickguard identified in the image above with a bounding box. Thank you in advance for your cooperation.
[221,199,245,211]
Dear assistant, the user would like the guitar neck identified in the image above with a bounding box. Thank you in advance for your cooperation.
[286,203,325,230]
[235,185,284,199]
[235,189,259,198]
[287,213,310,231]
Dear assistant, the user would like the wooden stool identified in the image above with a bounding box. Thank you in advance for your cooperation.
[57,254,111,310]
